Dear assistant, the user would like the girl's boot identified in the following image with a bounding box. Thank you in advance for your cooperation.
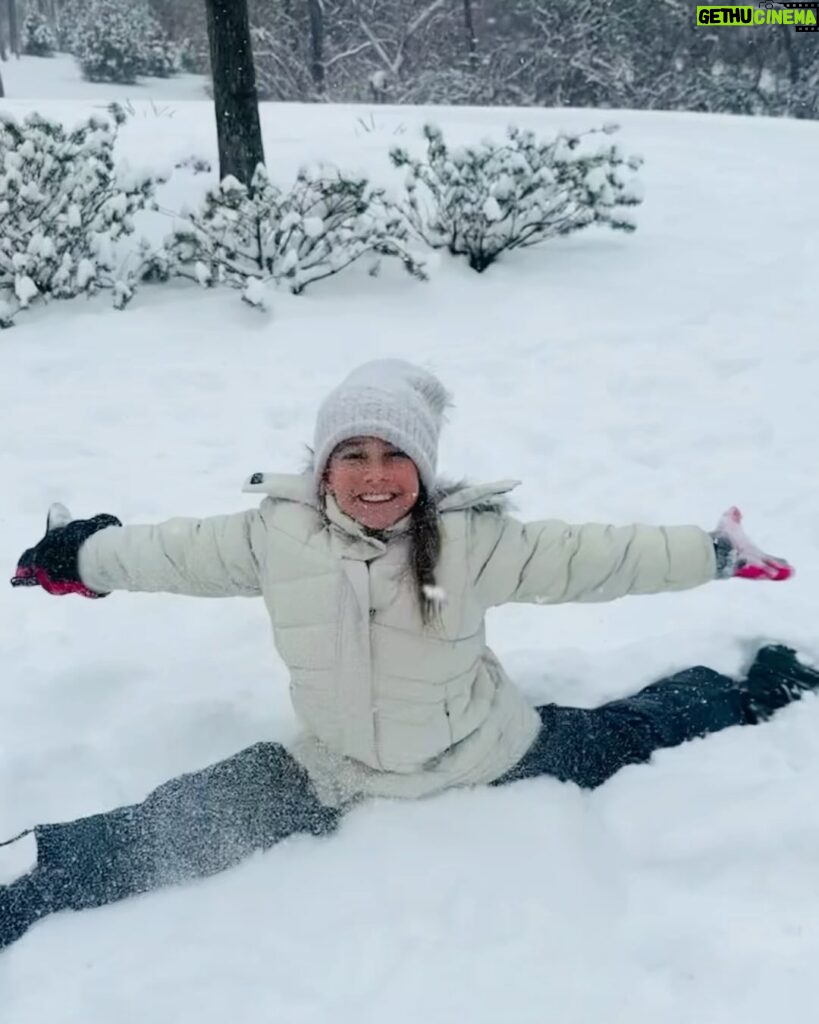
[741,644,819,722]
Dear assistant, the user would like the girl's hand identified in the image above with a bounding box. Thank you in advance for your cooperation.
[10,503,121,598]
[712,506,793,581]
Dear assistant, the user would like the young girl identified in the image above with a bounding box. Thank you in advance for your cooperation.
[3,358,815,950]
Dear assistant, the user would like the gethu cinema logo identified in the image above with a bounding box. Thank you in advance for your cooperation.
[696,3,818,27]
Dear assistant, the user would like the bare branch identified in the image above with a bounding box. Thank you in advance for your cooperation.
[405,0,448,41]
[350,3,397,75]
[394,0,448,74]
[324,40,374,71]
[349,0,450,79]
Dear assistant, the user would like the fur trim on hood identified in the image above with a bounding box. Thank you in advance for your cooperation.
[432,478,519,516]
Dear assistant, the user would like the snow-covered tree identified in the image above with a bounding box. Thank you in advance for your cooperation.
[0,104,165,325]
[245,0,464,104]
[163,163,427,306]
[117,0,818,121]
[139,18,181,78]
[22,8,57,57]
[392,123,644,272]
[72,0,180,84]
[251,23,314,101]
[74,0,144,83]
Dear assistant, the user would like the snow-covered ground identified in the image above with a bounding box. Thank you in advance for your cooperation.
[2,56,819,1024]
[1,50,209,100]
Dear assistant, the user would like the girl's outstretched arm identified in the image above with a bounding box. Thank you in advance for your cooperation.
[78,510,267,597]
[471,508,790,608]
[12,504,268,599]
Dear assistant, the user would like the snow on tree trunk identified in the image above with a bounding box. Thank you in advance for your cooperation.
[203,0,265,189]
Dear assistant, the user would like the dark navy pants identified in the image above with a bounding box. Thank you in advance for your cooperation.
[32,742,340,912]
[495,666,750,788]
[4,666,752,941]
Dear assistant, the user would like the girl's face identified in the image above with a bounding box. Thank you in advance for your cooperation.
[325,436,420,531]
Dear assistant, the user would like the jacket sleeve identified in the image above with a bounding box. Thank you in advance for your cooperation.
[471,513,717,608]
[77,507,267,597]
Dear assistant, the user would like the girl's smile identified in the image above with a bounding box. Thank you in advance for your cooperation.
[325,436,420,530]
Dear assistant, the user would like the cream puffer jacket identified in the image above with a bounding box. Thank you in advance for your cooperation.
[77,473,718,806]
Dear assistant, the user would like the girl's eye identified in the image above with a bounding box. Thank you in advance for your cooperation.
[339,449,405,461]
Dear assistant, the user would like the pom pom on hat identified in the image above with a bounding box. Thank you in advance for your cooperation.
[313,359,452,494]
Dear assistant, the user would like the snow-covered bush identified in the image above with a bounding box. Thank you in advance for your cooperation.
[174,154,212,175]
[73,0,178,84]
[177,37,207,75]
[137,20,182,79]
[75,0,143,83]
[163,164,428,306]
[22,10,57,57]
[0,104,165,326]
[391,123,644,272]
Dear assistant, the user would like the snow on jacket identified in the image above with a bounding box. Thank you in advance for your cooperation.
[77,473,718,806]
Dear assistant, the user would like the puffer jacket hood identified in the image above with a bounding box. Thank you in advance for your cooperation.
[242,469,520,515]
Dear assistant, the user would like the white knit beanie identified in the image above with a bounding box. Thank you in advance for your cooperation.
[313,359,452,495]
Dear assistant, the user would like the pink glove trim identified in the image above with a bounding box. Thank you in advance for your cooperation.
[716,506,794,582]
[734,561,793,582]
[32,567,104,599]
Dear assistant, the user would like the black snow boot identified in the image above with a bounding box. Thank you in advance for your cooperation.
[0,869,54,951]
[741,644,819,722]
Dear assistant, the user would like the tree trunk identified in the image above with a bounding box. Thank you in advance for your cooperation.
[282,0,302,60]
[9,0,20,58]
[0,66,4,96]
[463,0,478,71]
[306,0,325,96]
[0,2,7,62]
[779,25,800,89]
[203,0,266,188]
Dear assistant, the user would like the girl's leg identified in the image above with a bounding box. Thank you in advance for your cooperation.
[497,665,748,790]
[495,645,819,791]
[1,742,340,949]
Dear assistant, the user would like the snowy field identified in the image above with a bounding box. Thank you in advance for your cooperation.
[1,50,209,100]
[1,56,819,1024]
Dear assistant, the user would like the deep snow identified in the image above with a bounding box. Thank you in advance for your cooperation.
[1,54,819,1024]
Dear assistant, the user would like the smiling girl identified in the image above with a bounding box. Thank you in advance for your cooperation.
[2,358,815,949]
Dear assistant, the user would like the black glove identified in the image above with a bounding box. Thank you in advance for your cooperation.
[11,503,121,598]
